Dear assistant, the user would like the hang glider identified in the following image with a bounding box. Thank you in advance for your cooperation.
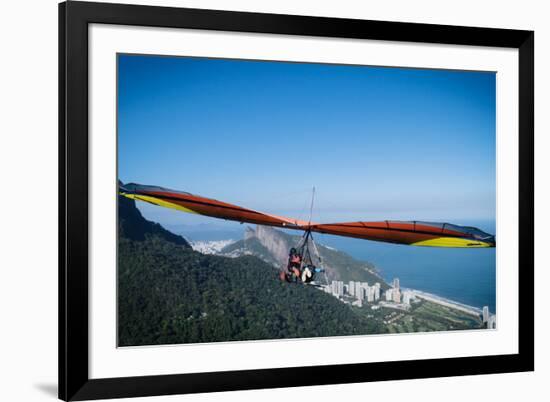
[119,183,495,248]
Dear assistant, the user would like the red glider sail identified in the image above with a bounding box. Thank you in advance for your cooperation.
[119,183,309,229]
[119,183,495,248]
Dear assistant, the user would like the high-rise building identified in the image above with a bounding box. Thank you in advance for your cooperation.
[331,281,338,296]
[355,282,363,300]
[392,289,401,303]
[337,281,344,297]
[482,306,490,323]
[487,315,496,329]
[349,281,355,296]
[393,278,400,290]
[385,289,393,301]
[374,283,380,300]
[403,291,412,305]
[367,287,375,302]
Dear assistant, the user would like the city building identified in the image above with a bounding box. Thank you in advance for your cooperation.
[349,281,355,296]
[482,306,490,323]
[392,278,400,289]
[331,281,345,297]
[355,282,364,300]
[392,289,401,303]
[403,291,412,305]
[367,287,375,302]
[374,283,380,300]
[385,288,393,301]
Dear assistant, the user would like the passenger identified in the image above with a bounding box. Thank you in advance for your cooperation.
[301,266,314,283]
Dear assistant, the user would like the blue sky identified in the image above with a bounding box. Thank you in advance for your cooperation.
[118,54,496,227]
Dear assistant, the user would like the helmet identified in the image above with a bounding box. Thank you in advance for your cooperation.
[289,247,297,255]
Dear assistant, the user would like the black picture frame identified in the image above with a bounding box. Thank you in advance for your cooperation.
[59,1,534,400]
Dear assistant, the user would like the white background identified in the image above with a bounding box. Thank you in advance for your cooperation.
[0,0,546,401]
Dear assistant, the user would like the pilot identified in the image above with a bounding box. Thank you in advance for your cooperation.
[287,247,302,280]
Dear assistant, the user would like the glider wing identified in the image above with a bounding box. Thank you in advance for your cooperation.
[308,221,495,248]
[120,183,495,248]
[119,183,309,229]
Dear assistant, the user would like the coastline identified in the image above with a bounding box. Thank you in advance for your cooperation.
[403,288,485,317]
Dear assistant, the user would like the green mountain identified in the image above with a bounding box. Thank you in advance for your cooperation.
[117,196,385,346]
[221,225,389,288]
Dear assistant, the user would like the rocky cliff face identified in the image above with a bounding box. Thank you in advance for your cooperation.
[245,225,290,266]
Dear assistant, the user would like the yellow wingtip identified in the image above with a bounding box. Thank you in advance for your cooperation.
[411,237,494,248]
